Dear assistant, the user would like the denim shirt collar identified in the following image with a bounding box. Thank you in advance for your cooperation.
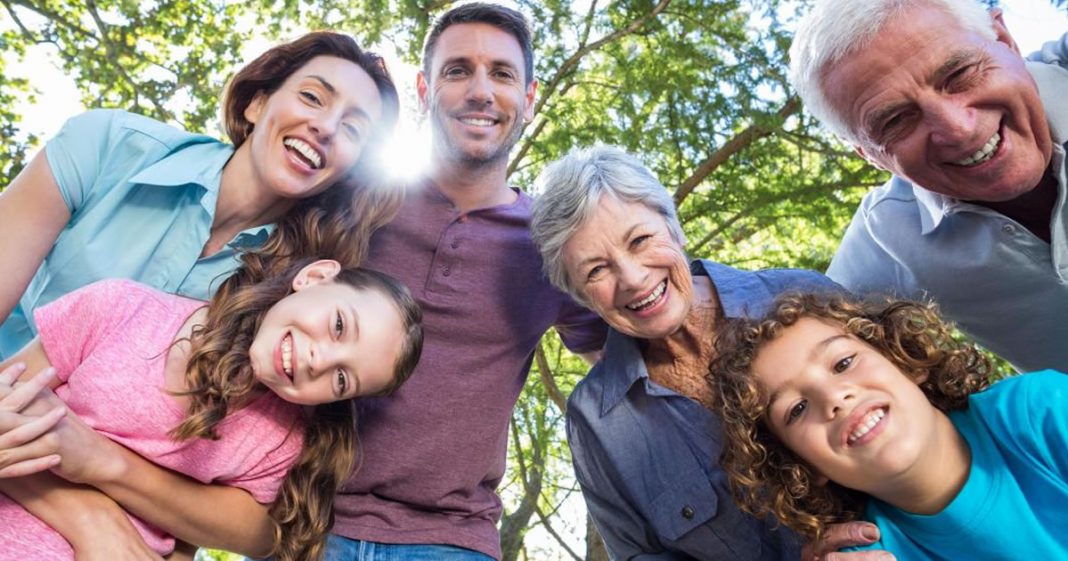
[914,61,1068,235]
[598,259,773,415]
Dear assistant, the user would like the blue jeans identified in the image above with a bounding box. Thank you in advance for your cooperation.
[323,537,494,561]
[243,536,494,561]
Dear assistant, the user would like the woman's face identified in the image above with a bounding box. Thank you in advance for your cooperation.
[561,196,693,339]
[243,55,384,201]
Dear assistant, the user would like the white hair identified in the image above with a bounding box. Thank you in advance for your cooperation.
[789,0,997,142]
[530,145,686,304]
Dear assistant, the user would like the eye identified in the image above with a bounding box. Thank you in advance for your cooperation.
[945,64,979,93]
[334,311,344,338]
[631,234,652,249]
[336,368,348,397]
[786,400,807,425]
[586,264,605,282]
[300,90,322,105]
[833,354,855,374]
[343,121,362,139]
[444,66,468,78]
[493,69,516,81]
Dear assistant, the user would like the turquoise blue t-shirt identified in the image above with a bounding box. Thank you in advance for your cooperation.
[850,370,1068,560]
[0,109,272,358]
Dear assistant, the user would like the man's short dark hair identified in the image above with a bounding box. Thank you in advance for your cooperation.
[421,2,535,86]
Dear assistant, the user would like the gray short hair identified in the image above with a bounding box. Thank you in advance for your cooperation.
[789,0,996,142]
[531,145,685,303]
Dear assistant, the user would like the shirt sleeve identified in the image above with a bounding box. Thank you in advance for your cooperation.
[44,109,122,213]
[33,279,133,382]
[554,298,608,355]
[1028,31,1068,67]
[1018,371,1068,479]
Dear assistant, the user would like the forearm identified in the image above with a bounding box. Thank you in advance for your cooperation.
[0,472,134,548]
[88,442,274,557]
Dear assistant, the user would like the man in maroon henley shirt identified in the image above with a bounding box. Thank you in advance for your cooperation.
[327,4,608,560]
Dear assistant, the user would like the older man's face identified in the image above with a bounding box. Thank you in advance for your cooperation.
[824,5,1052,202]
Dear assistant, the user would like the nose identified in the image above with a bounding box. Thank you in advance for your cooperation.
[308,111,340,143]
[925,100,976,147]
[309,341,341,377]
[465,68,494,106]
[616,256,648,291]
[816,381,854,421]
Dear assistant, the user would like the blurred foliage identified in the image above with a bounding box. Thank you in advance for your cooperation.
[1,0,1026,559]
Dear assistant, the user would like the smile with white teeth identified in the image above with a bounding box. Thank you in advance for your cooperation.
[460,117,496,127]
[954,131,1000,167]
[626,280,667,311]
[848,408,886,444]
[281,333,294,378]
[283,138,323,169]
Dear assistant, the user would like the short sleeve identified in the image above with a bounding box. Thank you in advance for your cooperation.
[44,109,122,212]
[33,279,139,382]
[554,298,607,355]
[827,206,918,298]
[1013,371,1068,478]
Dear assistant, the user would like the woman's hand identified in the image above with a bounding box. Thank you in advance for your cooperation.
[0,363,65,477]
[802,521,896,561]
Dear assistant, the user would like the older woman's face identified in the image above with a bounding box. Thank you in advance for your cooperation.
[562,196,693,339]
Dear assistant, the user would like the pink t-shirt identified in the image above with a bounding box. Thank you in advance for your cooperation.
[0,279,303,559]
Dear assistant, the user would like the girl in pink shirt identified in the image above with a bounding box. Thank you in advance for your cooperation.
[0,255,422,561]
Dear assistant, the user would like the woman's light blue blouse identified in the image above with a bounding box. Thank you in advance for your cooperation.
[0,109,272,358]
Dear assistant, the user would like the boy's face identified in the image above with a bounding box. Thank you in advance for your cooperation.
[751,317,942,496]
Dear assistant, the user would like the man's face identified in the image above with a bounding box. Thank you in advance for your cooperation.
[824,6,1052,202]
[417,22,537,168]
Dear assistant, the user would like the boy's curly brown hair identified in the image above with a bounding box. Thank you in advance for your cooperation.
[708,292,991,541]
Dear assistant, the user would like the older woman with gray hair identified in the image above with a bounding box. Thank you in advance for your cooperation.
[531,146,890,561]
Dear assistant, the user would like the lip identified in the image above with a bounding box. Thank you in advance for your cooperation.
[282,134,325,176]
[841,402,889,448]
[273,332,295,383]
[947,124,1004,170]
[621,279,669,317]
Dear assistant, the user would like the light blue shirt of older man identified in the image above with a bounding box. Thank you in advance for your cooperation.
[828,52,1068,373]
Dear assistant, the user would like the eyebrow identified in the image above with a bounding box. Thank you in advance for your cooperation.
[439,56,520,74]
[347,302,362,342]
[765,333,851,407]
[304,74,373,122]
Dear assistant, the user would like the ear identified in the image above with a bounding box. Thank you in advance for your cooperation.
[416,71,430,114]
[522,79,539,123]
[292,259,342,291]
[244,92,268,126]
[988,8,1021,56]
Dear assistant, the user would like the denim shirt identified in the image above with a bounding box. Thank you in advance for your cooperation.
[567,260,836,560]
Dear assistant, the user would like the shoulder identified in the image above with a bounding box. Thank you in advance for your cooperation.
[66,109,218,152]
[972,371,1068,412]
[847,176,921,224]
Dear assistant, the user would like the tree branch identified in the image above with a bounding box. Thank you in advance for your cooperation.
[673,96,800,206]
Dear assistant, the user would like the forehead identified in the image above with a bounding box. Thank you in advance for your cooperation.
[755,318,844,378]
[430,22,526,72]
[821,6,989,136]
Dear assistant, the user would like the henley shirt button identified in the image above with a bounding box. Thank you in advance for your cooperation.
[451,240,460,249]
[442,266,451,277]
[1002,223,1016,234]
[681,505,695,520]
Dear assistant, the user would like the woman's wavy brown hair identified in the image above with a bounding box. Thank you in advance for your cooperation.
[169,254,422,561]
[709,292,991,542]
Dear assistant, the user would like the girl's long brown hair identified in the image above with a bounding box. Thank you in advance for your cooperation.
[709,292,991,542]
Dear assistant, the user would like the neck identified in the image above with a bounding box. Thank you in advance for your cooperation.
[978,166,1058,243]
[429,154,517,213]
[643,276,719,407]
[210,145,295,254]
[870,410,971,515]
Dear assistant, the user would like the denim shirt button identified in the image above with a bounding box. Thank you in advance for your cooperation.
[681,505,695,519]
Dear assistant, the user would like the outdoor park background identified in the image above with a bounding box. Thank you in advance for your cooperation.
[1,1,1066,560]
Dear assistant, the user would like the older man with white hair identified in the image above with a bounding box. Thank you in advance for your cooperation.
[792,0,1068,372]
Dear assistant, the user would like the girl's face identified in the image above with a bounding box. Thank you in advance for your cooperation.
[751,317,943,496]
[243,55,384,201]
[249,260,405,406]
